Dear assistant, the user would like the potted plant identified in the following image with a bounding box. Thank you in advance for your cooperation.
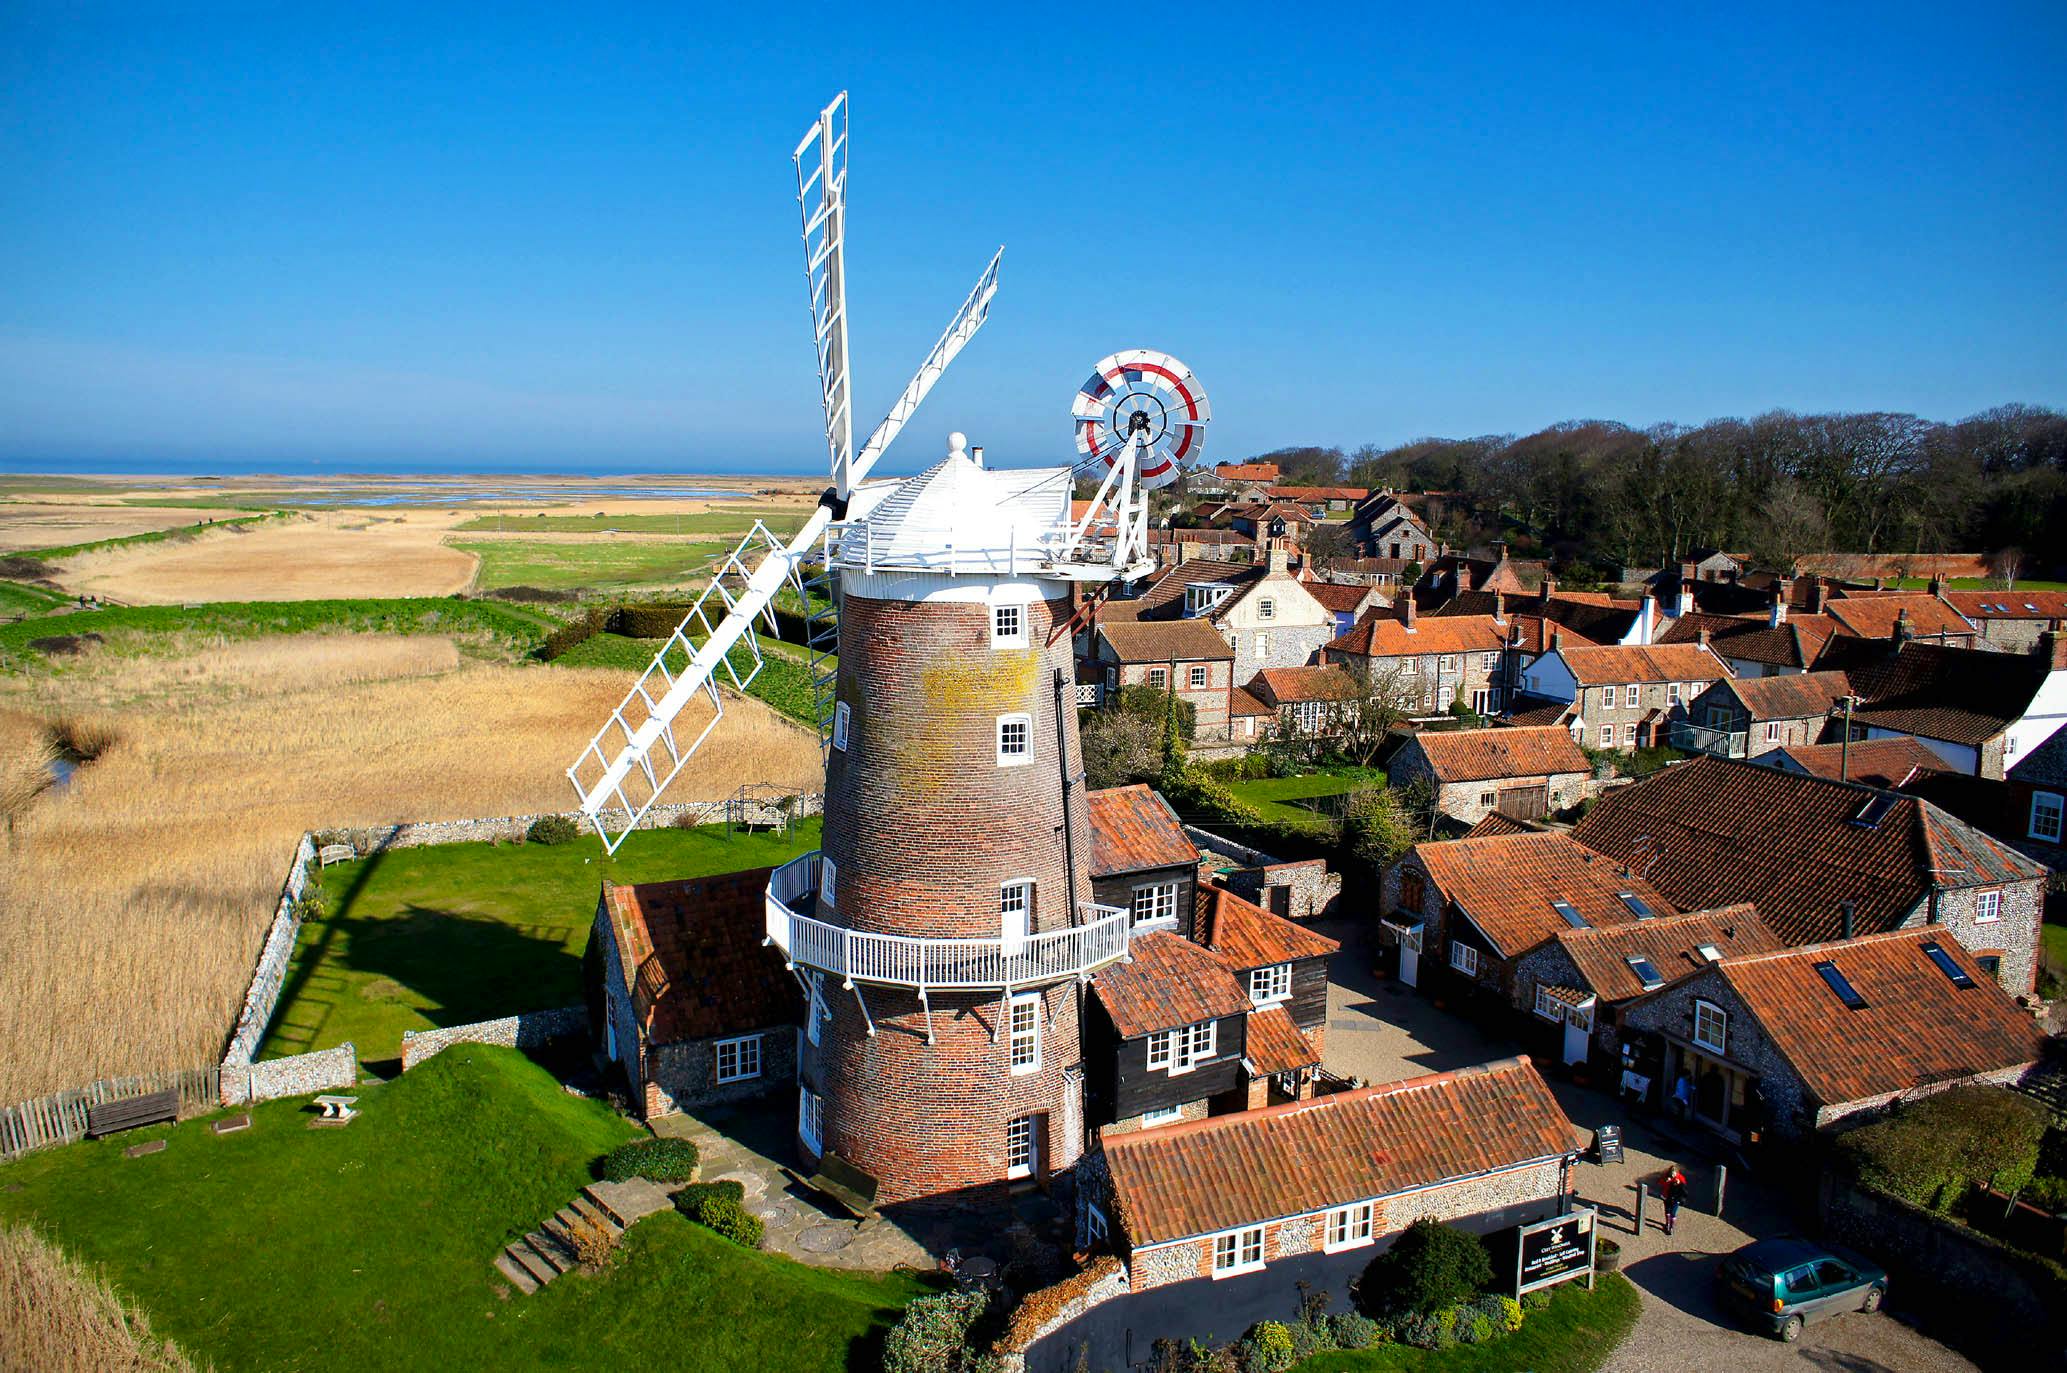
[1595,1238,1621,1272]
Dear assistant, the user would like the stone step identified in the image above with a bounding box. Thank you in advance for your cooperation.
[493,1251,541,1296]
[544,1208,584,1246]
[584,1178,672,1229]
[568,1193,621,1237]
[503,1240,557,1287]
[526,1229,575,1274]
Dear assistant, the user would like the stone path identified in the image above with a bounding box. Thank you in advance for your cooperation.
[492,1177,673,1296]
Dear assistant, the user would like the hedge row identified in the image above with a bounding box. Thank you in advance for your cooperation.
[536,600,824,663]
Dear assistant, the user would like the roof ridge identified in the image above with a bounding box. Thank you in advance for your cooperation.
[1718,924,1929,967]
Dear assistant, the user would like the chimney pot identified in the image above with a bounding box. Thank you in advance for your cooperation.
[1493,589,1507,624]
[1402,597,1418,629]
[1840,900,1856,941]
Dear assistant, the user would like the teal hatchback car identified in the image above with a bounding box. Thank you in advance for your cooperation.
[1718,1237,1888,1342]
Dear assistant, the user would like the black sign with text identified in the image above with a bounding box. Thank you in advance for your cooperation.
[1593,1123,1623,1165]
[1516,1211,1596,1295]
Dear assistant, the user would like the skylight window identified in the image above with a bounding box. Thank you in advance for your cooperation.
[1920,940,1975,988]
[1695,943,1723,963]
[1552,900,1588,929]
[1851,794,1898,829]
[1814,960,1868,1010]
[1625,956,1665,991]
[2025,603,2039,612]
[1618,892,1657,920]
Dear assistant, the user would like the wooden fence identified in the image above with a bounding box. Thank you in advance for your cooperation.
[1,1066,221,1161]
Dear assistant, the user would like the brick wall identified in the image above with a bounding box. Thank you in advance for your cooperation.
[1108,658,1233,736]
[646,1026,798,1116]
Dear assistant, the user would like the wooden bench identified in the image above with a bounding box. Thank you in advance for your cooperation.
[317,844,355,867]
[86,1088,179,1139]
[800,1152,879,1221]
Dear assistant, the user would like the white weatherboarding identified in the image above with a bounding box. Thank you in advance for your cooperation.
[567,93,1206,850]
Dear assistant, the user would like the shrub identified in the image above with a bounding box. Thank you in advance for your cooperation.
[1357,1218,1494,1318]
[526,814,579,847]
[883,1287,994,1373]
[1326,1312,1381,1350]
[600,1136,699,1183]
[687,1195,763,1248]
[1489,1293,1524,1332]
[535,607,606,661]
[1837,1086,2049,1212]
[673,1179,744,1211]
[1521,1288,1552,1311]
[1394,1306,1459,1350]
[565,1214,616,1267]
[1233,1321,1294,1373]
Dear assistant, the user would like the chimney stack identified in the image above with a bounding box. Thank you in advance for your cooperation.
[1808,577,1826,613]
[970,445,985,468]
[1267,540,1289,574]
[1677,577,1695,618]
[1894,607,1914,646]
[1769,587,1787,628]
[2043,621,2067,672]
[1840,900,1856,941]
[1552,627,1565,652]
[1540,577,1557,607]
[1680,560,1699,584]
[1638,594,1656,645]
[1697,628,1712,650]
[1493,589,1507,625]
[1493,539,1509,563]
[1928,573,1945,598]
[1402,596,1418,630]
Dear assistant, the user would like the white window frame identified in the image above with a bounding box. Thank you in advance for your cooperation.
[1132,881,1180,928]
[1211,1225,1266,1277]
[1255,631,1270,659]
[1470,688,1491,715]
[1007,990,1041,1075]
[2032,791,2065,843]
[1146,666,1168,689]
[1692,999,1728,1055]
[1599,724,1614,748]
[806,971,829,1047]
[1189,663,1209,688]
[798,1087,824,1155]
[1160,1020,1218,1075]
[1668,682,1681,705]
[1146,1031,1173,1071]
[997,713,1033,766]
[1258,597,1277,620]
[832,700,851,752]
[1481,652,1499,670]
[1401,656,1417,675]
[1438,654,1456,672]
[714,1033,763,1084]
[1764,721,1781,742]
[1324,1202,1375,1253]
[818,855,838,909]
[1974,889,2001,924]
[1005,1114,1035,1180]
[991,602,1027,648]
[1449,941,1481,977]
[1625,683,1641,708]
[1533,985,1564,1022]
[1249,963,1292,1005]
[1141,1104,1183,1127]
[1623,723,1637,746]
[1086,1202,1110,1243]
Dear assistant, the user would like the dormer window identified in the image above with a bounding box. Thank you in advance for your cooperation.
[1184,584,1234,618]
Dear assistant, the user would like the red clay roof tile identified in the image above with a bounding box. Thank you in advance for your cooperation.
[1408,725,1591,783]
[601,870,799,1044]
[1412,832,1678,959]
[1091,932,1253,1038]
[1088,785,1197,877]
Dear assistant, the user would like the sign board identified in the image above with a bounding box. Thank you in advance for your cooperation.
[1593,1124,1624,1165]
[1515,1208,1596,1296]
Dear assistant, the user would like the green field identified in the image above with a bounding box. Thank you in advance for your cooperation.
[454,538,729,592]
[456,508,810,537]
[1297,1275,1640,1372]
[262,819,822,1065]
[0,1048,928,1373]
[1226,769,1387,831]
[0,596,559,669]
[553,632,826,726]
[0,579,71,616]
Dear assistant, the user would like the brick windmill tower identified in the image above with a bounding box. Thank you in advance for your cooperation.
[567,94,1210,1204]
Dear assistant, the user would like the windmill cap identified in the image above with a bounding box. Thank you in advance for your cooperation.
[947,431,969,458]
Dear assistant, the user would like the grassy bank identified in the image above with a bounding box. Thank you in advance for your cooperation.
[0,1049,927,1372]
[456,508,810,537]
[453,537,731,592]
[263,819,823,1063]
[1225,768,1386,832]
[1297,1275,1641,1372]
[19,511,284,562]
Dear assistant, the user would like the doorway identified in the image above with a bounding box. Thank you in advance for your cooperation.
[1382,919,1424,988]
[1562,998,1595,1066]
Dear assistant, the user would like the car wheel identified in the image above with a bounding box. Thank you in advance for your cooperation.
[1778,1315,1804,1343]
[1861,1286,1884,1313]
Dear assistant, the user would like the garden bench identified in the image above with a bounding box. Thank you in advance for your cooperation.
[317,843,355,867]
[800,1152,879,1221]
[86,1088,179,1139]
[313,1094,359,1122]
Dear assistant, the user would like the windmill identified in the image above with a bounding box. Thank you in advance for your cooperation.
[565,92,1003,850]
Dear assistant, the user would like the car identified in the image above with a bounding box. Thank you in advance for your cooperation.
[1717,1237,1888,1342]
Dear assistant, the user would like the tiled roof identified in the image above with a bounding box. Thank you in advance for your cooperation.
[1249,665,1364,705]
[1776,737,1946,788]
[1314,556,1414,577]
[1944,590,2067,622]
[1215,462,1280,481]
[1096,618,1233,664]
[1102,1057,1577,1245]
[1328,611,1507,658]
[1229,685,1275,717]
[1197,886,1339,970]
[1147,527,1255,546]
[1464,812,1536,838]
[1267,485,1369,501]
[1505,698,1576,728]
[1658,614,1833,671]
[601,871,799,1044]
[1824,640,2048,747]
[1087,785,1196,877]
[2008,726,2067,789]
[1557,644,1729,686]
[1823,593,1974,641]
[1409,725,1591,783]
[1303,580,1378,614]
[1715,928,2047,1108]
[1091,932,1253,1038]
[1412,831,1678,959]
[1244,1004,1321,1074]
[1571,757,2042,945]
[1556,904,1779,1004]
[1713,670,1852,721]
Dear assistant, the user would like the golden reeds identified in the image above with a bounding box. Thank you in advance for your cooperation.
[0,1223,208,1372]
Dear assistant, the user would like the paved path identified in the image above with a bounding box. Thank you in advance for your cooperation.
[1316,918,1978,1373]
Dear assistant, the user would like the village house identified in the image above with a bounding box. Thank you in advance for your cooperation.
[1348,492,1440,564]
[1102,547,1339,674]
[1146,526,1258,570]
[1193,884,1337,1074]
[1416,543,1547,609]
[1657,609,1836,678]
[1244,664,1365,738]
[1089,619,1236,738]
[1216,858,1344,921]
[587,869,801,1119]
[1223,500,1317,545]
[1323,602,1509,717]
[1082,1057,1577,1300]
[1618,928,2047,1141]
[1820,633,2067,779]
[1943,591,2067,652]
[1571,756,2048,995]
[1386,724,1594,825]
[1757,735,1946,789]
[1675,669,1850,759]
[1378,830,1680,1010]
[1511,640,1731,751]
[2005,728,2067,868]
[1088,784,1200,930]
[1299,574,1388,637]
[1214,460,1280,484]
[1819,590,1980,649]
[1266,484,1369,516]
[1308,555,1414,590]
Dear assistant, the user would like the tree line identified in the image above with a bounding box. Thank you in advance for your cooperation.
[1238,402,2067,574]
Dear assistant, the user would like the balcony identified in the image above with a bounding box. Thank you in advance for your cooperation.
[1669,721,1747,758]
[764,852,1132,990]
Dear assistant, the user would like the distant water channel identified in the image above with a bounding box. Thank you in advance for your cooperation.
[290,483,743,507]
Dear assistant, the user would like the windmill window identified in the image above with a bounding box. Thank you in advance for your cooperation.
[1553,900,1589,929]
[991,602,1026,647]
[1007,992,1042,1074]
[798,1088,825,1156]
[832,701,851,752]
[1920,940,1976,988]
[1692,1000,1727,1053]
[818,856,838,909]
[996,713,1033,766]
[1005,1114,1035,1179]
[1625,956,1665,991]
[1618,892,1657,920]
[1814,960,1868,1009]
[714,1034,763,1084]
[1974,889,2001,923]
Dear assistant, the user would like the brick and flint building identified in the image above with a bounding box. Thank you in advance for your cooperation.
[1387,724,1593,825]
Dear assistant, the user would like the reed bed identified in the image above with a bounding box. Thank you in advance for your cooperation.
[0,1223,207,1372]
[0,635,819,1102]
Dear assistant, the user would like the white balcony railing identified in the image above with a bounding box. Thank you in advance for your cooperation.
[1669,721,1747,758]
[764,852,1132,989]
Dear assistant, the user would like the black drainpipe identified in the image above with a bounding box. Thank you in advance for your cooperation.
[1839,900,1855,940]
[1052,668,1081,922]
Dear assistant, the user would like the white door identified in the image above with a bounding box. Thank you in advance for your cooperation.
[1562,998,1595,1066]
[1385,920,1423,988]
[1000,881,1030,958]
[1006,1114,1036,1180]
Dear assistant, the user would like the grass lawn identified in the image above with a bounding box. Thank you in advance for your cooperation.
[1297,1276,1641,1371]
[456,508,809,537]
[1226,768,1387,832]
[452,538,730,592]
[2043,918,2067,978]
[0,578,71,616]
[262,819,822,1065]
[553,631,826,727]
[0,1048,928,1372]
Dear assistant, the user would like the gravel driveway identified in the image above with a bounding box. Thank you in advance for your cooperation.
[1317,921,1978,1373]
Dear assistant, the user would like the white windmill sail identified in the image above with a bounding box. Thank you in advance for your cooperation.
[565,92,1003,851]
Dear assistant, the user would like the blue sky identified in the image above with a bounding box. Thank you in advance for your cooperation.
[2,3,2063,476]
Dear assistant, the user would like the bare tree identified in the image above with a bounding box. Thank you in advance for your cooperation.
[1989,546,2025,590]
[1333,662,1420,766]
[1747,478,1832,573]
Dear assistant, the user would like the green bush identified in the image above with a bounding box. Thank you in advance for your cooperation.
[600,1136,699,1183]
[1837,1086,2049,1213]
[535,607,606,661]
[883,1287,994,1373]
[526,814,580,846]
[1233,1321,1295,1373]
[1326,1311,1381,1350]
[1394,1306,1459,1350]
[673,1179,744,1211]
[1357,1218,1494,1318]
[1521,1288,1552,1311]
[686,1194,763,1247]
